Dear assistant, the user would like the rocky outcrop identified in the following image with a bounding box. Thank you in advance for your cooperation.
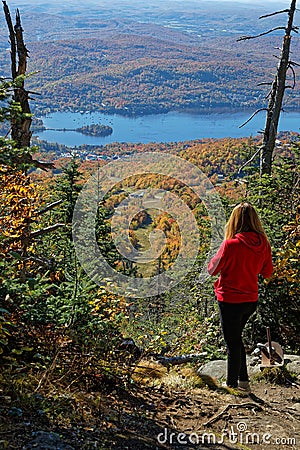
[197,354,300,381]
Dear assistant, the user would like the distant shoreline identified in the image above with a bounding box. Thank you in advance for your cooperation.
[34,105,300,119]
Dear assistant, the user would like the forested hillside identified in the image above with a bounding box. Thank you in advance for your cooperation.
[1,1,300,115]
[1,1,300,449]
[25,34,300,115]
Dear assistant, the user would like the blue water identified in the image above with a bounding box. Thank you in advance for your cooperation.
[36,110,300,146]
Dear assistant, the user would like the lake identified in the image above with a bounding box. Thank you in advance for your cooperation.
[36,110,300,146]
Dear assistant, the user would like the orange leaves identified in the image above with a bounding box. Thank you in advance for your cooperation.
[152,212,181,270]
[154,213,172,233]
[181,137,257,179]
[49,271,63,283]
[272,211,300,294]
[91,289,128,322]
[0,166,41,255]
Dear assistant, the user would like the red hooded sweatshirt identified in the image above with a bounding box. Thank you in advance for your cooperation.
[208,231,273,303]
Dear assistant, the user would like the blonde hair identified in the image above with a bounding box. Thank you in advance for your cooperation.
[225,202,269,241]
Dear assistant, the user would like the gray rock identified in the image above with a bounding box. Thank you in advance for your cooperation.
[23,431,75,450]
[285,355,300,375]
[284,354,300,362]
[247,356,262,376]
[197,359,226,380]
[197,354,287,381]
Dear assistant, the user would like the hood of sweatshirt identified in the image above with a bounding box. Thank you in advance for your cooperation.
[235,231,267,253]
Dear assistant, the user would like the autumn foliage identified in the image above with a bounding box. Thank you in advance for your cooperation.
[0,166,40,257]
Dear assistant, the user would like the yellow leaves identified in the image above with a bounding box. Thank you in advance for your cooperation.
[0,166,42,254]
[272,212,300,295]
[90,290,127,322]
[49,271,63,282]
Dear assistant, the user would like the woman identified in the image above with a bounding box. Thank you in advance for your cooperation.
[208,202,273,392]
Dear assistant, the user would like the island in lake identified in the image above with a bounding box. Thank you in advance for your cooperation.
[34,121,114,137]
[75,123,113,137]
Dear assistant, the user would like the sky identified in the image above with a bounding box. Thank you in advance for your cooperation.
[185,0,288,4]
[6,0,290,3]
[3,0,291,14]
[206,0,254,1]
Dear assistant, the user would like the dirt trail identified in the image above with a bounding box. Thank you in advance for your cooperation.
[98,377,300,450]
[2,371,300,449]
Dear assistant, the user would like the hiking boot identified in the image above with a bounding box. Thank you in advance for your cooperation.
[221,382,250,396]
[238,380,251,392]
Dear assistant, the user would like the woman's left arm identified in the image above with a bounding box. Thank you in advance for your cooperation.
[207,241,226,276]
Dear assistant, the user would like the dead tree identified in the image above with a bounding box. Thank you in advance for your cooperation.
[2,0,53,170]
[238,0,298,176]
[2,2,63,276]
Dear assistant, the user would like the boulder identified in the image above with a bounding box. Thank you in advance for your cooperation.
[285,354,300,375]
[23,431,74,450]
[247,355,262,376]
[197,359,226,380]
[197,354,300,381]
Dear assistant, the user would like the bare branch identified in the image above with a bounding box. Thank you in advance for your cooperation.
[289,60,300,67]
[31,159,55,171]
[265,89,273,100]
[37,199,63,215]
[239,108,267,128]
[28,90,41,96]
[13,86,41,96]
[238,147,261,174]
[237,27,286,41]
[286,63,296,89]
[4,127,11,138]
[257,82,272,86]
[30,223,65,239]
[0,150,54,171]
[13,153,55,171]
[259,9,289,19]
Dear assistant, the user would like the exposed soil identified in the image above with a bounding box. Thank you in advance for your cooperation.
[1,366,299,450]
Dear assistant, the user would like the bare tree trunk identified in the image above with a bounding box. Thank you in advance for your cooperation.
[238,0,298,176]
[260,0,297,176]
[2,1,53,170]
[3,2,32,148]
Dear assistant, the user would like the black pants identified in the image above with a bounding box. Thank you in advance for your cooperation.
[218,301,257,388]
